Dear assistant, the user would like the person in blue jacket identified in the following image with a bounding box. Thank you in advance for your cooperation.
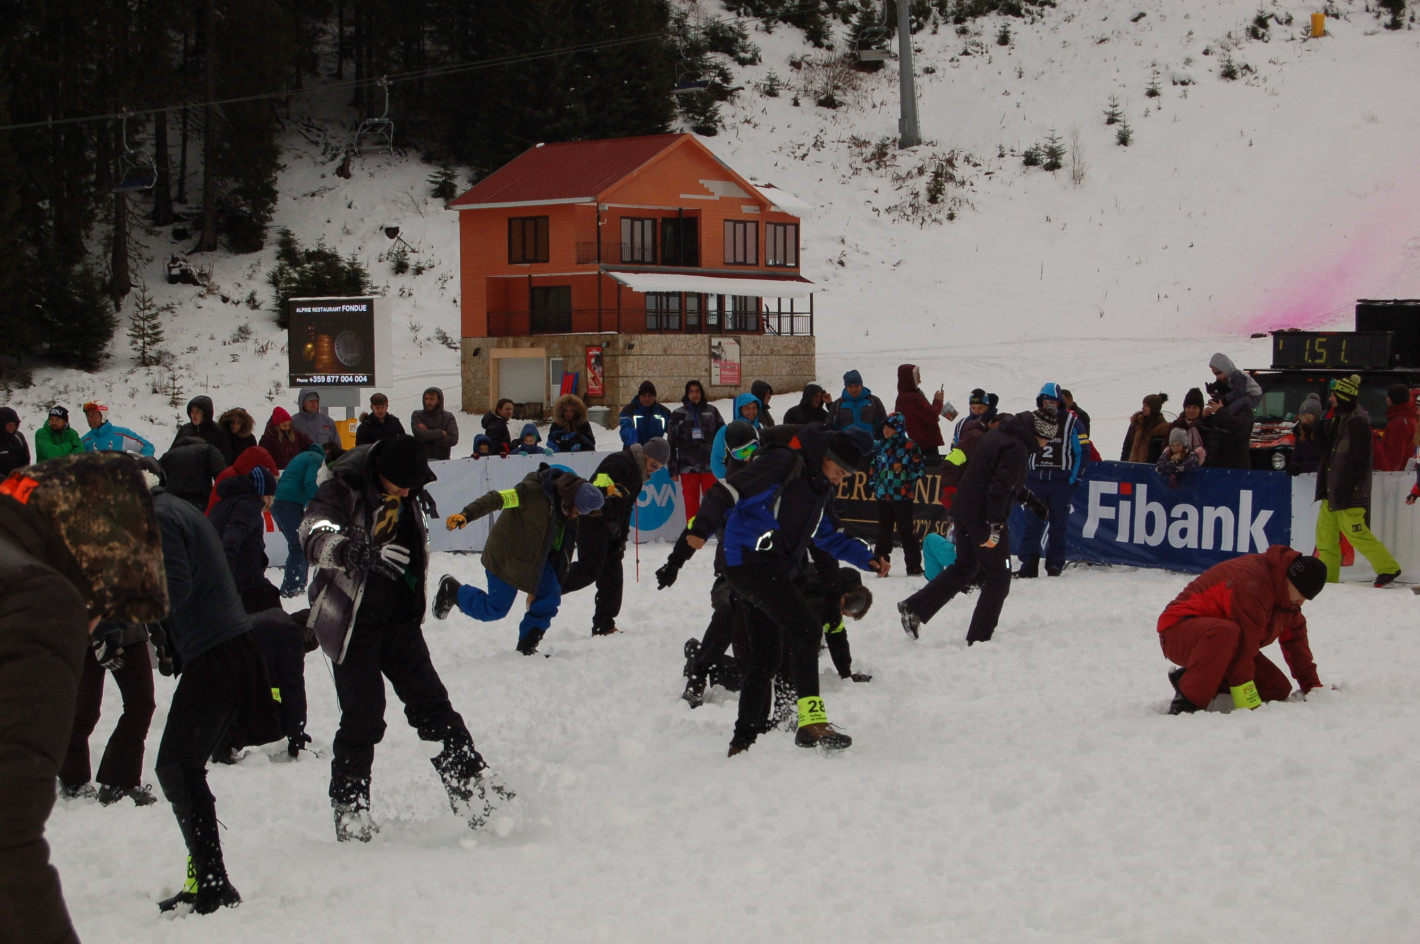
[618,381,672,447]
[511,423,553,456]
[709,392,762,480]
[829,370,887,439]
[271,442,336,597]
[81,401,155,456]
[658,425,889,757]
[1017,382,1089,578]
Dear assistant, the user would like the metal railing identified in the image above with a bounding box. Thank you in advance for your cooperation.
[485,308,814,337]
[573,242,699,266]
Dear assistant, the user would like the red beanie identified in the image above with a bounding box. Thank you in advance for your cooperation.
[271,407,291,424]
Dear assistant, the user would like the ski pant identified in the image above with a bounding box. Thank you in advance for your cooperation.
[903,518,1013,644]
[1315,500,1399,583]
[1158,617,1295,708]
[689,576,748,683]
[561,518,626,632]
[1017,476,1073,572]
[331,581,476,803]
[248,611,308,743]
[679,472,716,523]
[270,499,308,594]
[874,499,922,572]
[456,563,562,643]
[155,634,271,891]
[59,636,154,790]
[724,560,825,745]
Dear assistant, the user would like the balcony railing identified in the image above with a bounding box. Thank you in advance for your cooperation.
[486,308,814,338]
[574,242,699,266]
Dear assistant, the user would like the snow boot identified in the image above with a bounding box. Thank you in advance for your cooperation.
[590,622,621,636]
[1045,565,1063,577]
[158,857,199,913]
[515,628,545,656]
[794,723,853,751]
[682,674,707,708]
[190,813,241,914]
[1016,556,1039,579]
[333,798,378,843]
[98,783,157,807]
[1375,569,1401,588]
[897,600,921,640]
[433,575,460,620]
[59,781,98,801]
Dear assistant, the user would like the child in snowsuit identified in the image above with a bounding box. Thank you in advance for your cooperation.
[1155,427,1200,487]
[434,466,605,655]
[871,412,925,575]
[511,423,553,456]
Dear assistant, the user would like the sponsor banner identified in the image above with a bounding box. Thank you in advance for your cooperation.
[586,346,604,398]
[263,452,682,563]
[831,469,951,544]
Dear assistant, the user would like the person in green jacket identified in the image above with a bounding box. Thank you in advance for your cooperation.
[34,406,85,462]
[271,442,337,597]
[432,466,604,655]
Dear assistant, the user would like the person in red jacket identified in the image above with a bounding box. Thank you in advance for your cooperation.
[895,364,956,467]
[1156,546,1327,714]
[1374,383,1417,472]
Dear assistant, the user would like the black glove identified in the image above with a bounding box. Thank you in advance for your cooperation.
[656,561,680,589]
[149,622,177,677]
[287,732,313,758]
[90,628,125,671]
[337,539,372,573]
[1023,489,1049,521]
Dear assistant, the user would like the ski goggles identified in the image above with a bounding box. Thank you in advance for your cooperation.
[729,440,760,462]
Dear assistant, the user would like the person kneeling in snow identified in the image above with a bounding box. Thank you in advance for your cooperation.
[434,465,604,655]
[1156,547,1327,714]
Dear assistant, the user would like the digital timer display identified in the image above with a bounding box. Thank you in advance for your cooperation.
[1271,332,1393,370]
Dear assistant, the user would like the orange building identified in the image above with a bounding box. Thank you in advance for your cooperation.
[450,133,816,417]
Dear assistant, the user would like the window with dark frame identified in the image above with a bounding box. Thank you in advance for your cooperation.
[646,292,682,332]
[766,223,799,267]
[529,285,571,333]
[508,216,549,264]
[685,293,702,331]
[661,217,699,266]
[730,295,760,332]
[621,218,656,264]
[724,220,758,266]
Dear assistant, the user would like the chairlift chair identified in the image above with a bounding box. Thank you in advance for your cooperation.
[855,26,894,63]
[354,78,394,154]
[112,112,157,194]
[671,61,711,95]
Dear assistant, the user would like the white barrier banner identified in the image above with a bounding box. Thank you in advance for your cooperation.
[1290,471,1420,579]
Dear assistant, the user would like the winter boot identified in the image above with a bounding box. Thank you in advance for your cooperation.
[332,776,377,842]
[682,674,707,708]
[1167,669,1200,715]
[157,857,199,912]
[897,600,921,640]
[190,811,241,914]
[515,628,545,656]
[98,783,158,807]
[1045,565,1063,577]
[1375,569,1401,588]
[59,781,98,801]
[433,740,516,831]
[681,637,700,675]
[794,723,853,751]
[591,622,621,636]
[1016,556,1040,579]
[433,575,460,620]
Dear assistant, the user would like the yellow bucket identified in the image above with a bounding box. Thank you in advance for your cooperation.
[1311,12,1325,37]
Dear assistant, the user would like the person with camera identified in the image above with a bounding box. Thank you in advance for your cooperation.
[1199,353,1261,469]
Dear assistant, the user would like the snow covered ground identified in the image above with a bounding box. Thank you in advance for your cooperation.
[24,0,1420,940]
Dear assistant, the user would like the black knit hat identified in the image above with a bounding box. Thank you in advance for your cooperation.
[374,435,436,490]
[638,380,657,398]
[1286,555,1327,600]
[1183,387,1205,410]
[825,428,873,472]
[48,405,69,421]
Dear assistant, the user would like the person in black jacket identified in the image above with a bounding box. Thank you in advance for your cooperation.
[218,409,257,464]
[355,393,407,446]
[898,411,1051,645]
[562,438,670,635]
[659,426,888,756]
[782,384,830,426]
[481,398,514,454]
[0,407,30,475]
[145,467,282,915]
[668,381,724,522]
[751,380,776,427]
[548,394,596,453]
[171,395,229,459]
[159,435,229,510]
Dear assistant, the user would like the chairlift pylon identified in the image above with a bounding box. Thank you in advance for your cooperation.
[354,77,395,154]
[112,111,157,194]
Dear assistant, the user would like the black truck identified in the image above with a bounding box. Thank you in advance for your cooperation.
[1246,299,1420,471]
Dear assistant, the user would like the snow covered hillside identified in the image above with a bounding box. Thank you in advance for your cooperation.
[30,1,1420,941]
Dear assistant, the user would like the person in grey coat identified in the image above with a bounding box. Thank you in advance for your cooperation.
[410,386,459,461]
[1201,353,1262,469]
[290,389,340,446]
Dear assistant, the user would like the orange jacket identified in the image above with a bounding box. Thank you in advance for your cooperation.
[1157,545,1320,691]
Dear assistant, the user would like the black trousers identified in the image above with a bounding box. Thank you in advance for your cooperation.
[724,560,825,745]
[562,519,626,632]
[155,633,272,887]
[689,576,748,680]
[904,518,1013,644]
[874,499,922,572]
[329,580,474,803]
[59,640,154,789]
[248,613,308,742]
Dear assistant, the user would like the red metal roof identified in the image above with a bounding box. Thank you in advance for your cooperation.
[449,134,689,208]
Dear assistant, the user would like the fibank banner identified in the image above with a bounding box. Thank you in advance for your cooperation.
[1011,462,1292,573]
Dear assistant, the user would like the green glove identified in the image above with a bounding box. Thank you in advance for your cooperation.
[1230,681,1262,710]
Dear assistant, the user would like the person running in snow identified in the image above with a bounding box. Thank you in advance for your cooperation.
[355,392,407,446]
[664,426,889,756]
[0,407,30,476]
[783,383,831,426]
[709,392,762,480]
[1157,548,1327,714]
[562,438,669,636]
[303,435,505,840]
[258,406,313,470]
[898,411,1051,645]
[290,389,340,447]
[1199,353,1261,469]
[619,381,672,446]
[481,398,515,454]
[433,465,604,655]
[830,369,887,439]
[1314,374,1401,588]
[548,394,597,453]
[411,387,459,460]
[1018,383,1089,579]
[668,380,725,521]
[81,401,155,456]
[804,547,875,685]
[871,412,925,576]
[33,406,84,462]
[0,453,169,939]
[894,363,955,467]
[511,422,553,456]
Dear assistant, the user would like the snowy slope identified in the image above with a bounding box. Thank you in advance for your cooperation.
[28,1,1420,941]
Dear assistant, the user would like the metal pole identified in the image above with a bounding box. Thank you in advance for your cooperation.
[896,0,921,148]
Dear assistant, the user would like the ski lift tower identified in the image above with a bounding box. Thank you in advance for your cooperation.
[895,0,921,148]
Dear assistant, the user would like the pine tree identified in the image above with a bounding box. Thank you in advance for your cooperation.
[428,165,460,202]
[1145,67,1161,98]
[127,283,168,367]
[1116,118,1134,147]
[1042,130,1065,171]
[1103,95,1123,125]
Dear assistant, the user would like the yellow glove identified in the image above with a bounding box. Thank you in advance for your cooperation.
[446,513,467,531]
[1230,681,1262,710]
[593,473,625,498]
